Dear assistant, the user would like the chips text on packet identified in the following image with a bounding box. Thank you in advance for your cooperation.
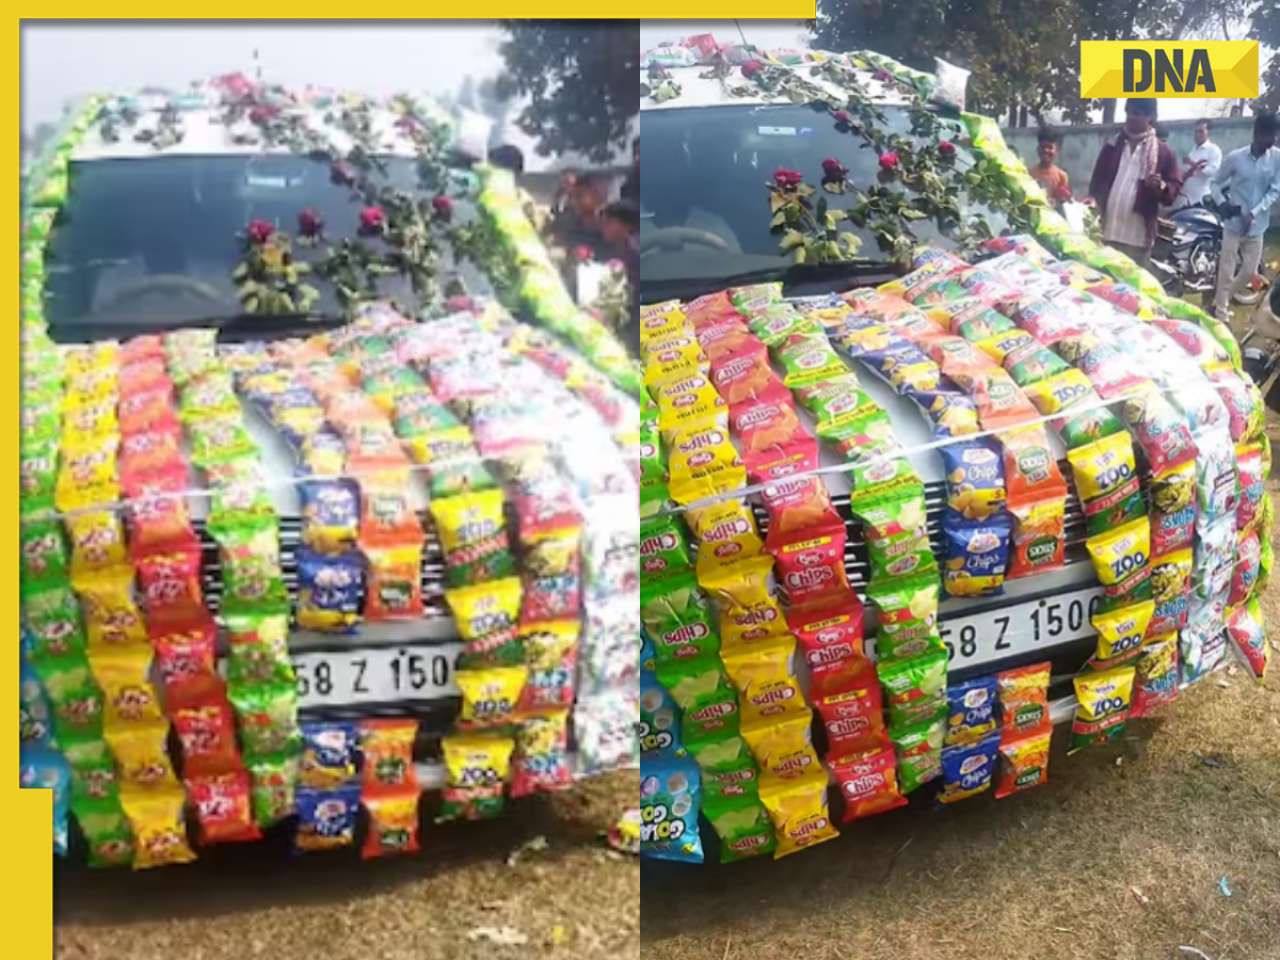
[830,745,908,823]
[721,635,807,726]
[945,675,998,747]
[938,729,1001,804]
[759,771,840,859]
[439,733,515,822]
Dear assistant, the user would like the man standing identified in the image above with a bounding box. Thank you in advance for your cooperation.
[1086,97,1181,267]
[1210,112,1280,318]
[1029,128,1071,205]
[1173,119,1222,210]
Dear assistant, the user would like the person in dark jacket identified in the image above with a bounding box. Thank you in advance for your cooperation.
[1086,97,1182,266]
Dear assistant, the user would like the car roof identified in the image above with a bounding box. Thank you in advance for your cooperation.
[69,80,454,162]
[640,53,914,113]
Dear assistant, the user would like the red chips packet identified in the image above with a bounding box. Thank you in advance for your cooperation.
[171,677,243,778]
[995,661,1051,734]
[151,614,219,697]
[830,745,908,823]
[185,769,262,845]
[363,543,425,621]
[135,545,205,623]
[784,589,865,673]
[993,724,1052,800]
[767,518,850,608]
[816,659,888,758]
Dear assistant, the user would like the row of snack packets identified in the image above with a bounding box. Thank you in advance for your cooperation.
[164,330,303,831]
[639,296,774,863]
[291,719,422,858]
[475,165,640,398]
[118,332,258,853]
[62,339,195,870]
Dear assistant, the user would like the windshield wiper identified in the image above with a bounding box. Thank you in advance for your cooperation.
[641,259,901,303]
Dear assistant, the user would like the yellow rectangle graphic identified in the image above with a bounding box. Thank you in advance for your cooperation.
[1080,41,1258,99]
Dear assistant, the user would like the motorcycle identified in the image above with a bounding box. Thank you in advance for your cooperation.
[1150,196,1267,306]
[1240,265,1280,412]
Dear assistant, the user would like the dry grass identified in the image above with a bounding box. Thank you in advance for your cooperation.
[642,414,1280,960]
[54,771,639,960]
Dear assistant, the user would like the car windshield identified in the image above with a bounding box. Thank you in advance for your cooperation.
[640,103,1008,288]
[41,154,490,340]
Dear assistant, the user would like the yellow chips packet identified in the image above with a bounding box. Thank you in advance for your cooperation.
[1023,368,1095,417]
[439,733,515,821]
[643,330,708,392]
[66,509,128,572]
[456,665,527,729]
[1069,666,1136,754]
[120,783,196,870]
[687,498,764,567]
[1091,599,1154,666]
[107,718,178,789]
[655,370,728,439]
[1085,518,1152,608]
[741,711,822,782]
[72,563,148,649]
[666,422,745,506]
[759,771,840,859]
[697,552,777,614]
[89,645,164,726]
[722,635,806,725]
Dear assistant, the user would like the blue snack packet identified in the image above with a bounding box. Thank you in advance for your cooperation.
[640,755,704,864]
[640,668,683,758]
[298,479,360,553]
[941,509,1012,598]
[296,548,363,633]
[20,745,70,855]
[20,658,54,747]
[293,784,361,854]
[945,675,998,747]
[298,721,360,789]
[938,437,1006,520]
[937,729,1001,805]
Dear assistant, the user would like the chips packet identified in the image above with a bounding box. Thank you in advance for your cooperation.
[944,675,998,747]
[511,710,573,798]
[439,734,514,821]
[1085,518,1152,610]
[1067,431,1144,535]
[815,658,888,758]
[1130,633,1180,718]
[721,635,807,726]
[120,784,196,869]
[702,793,776,862]
[185,770,262,846]
[741,710,822,782]
[293,784,361,853]
[298,721,360,790]
[996,661,1051,734]
[890,713,946,794]
[246,751,300,828]
[759,771,840,859]
[878,648,948,729]
[639,756,705,864]
[1227,598,1269,682]
[937,729,1001,804]
[993,725,1052,799]
[1069,666,1136,753]
[360,789,422,859]
[829,745,908,823]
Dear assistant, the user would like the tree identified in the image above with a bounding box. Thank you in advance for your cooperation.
[496,21,637,162]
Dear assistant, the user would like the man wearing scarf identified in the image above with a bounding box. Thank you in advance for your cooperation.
[1086,97,1181,267]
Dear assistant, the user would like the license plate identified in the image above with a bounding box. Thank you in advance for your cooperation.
[290,642,463,710]
[935,587,1104,671]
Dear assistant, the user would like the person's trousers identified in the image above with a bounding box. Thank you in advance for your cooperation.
[1215,229,1264,315]
[1107,240,1151,268]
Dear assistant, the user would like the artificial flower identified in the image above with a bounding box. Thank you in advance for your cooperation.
[246,219,275,245]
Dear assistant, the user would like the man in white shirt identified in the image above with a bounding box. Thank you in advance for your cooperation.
[1211,111,1280,317]
[1172,119,1222,210]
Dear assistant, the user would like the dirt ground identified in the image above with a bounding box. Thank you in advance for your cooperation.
[641,411,1280,960]
[53,771,639,960]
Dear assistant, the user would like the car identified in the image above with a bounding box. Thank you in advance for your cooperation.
[640,56,1103,702]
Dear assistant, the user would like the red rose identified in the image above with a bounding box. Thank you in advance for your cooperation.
[833,109,853,126]
[773,168,804,190]
[821,157,848,181]
[330,160,356,186]
[574,244,594,263]
[246,219,275,245]
[878,151,900,171]
[358,206,386,234]
[248,105,278,125]
[431,195,453,221]
[741,59,763,79]
[938,140,956,158]
[297,208,323,238]
[873,68,893,84]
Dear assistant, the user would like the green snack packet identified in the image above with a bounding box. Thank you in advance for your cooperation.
[246,750,301,828]
[640,569,720,664]
[19,437,59,513]
[209,516,288,615]
[891,712,947,794]
[639,479,670,524]
[393,392,460,437]
[23,584,86,660]
[728,282,783,312]
[850,480,936,581]
[703,794,777,863]
[224,610,295,687]
[1006,345,1069,388]
[657,655,740,741]
[1059,406,1125,450]
[72,794,135,868]
[955,310,1016,343]
[639,511,690,580]
[19,399,61,446]
[776,330,847,388]
[685,727,752,774]
[867,572,940,651]
[20,517,70,591]
[37,654,104,742]
[698,754,763,805]
[229,680,302,757]
[188,412,257,467]
[640,412,665,490]
[750,305,820,349]
[793,372,874,423]
[64,734,122,806]
[879,648,950,729]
